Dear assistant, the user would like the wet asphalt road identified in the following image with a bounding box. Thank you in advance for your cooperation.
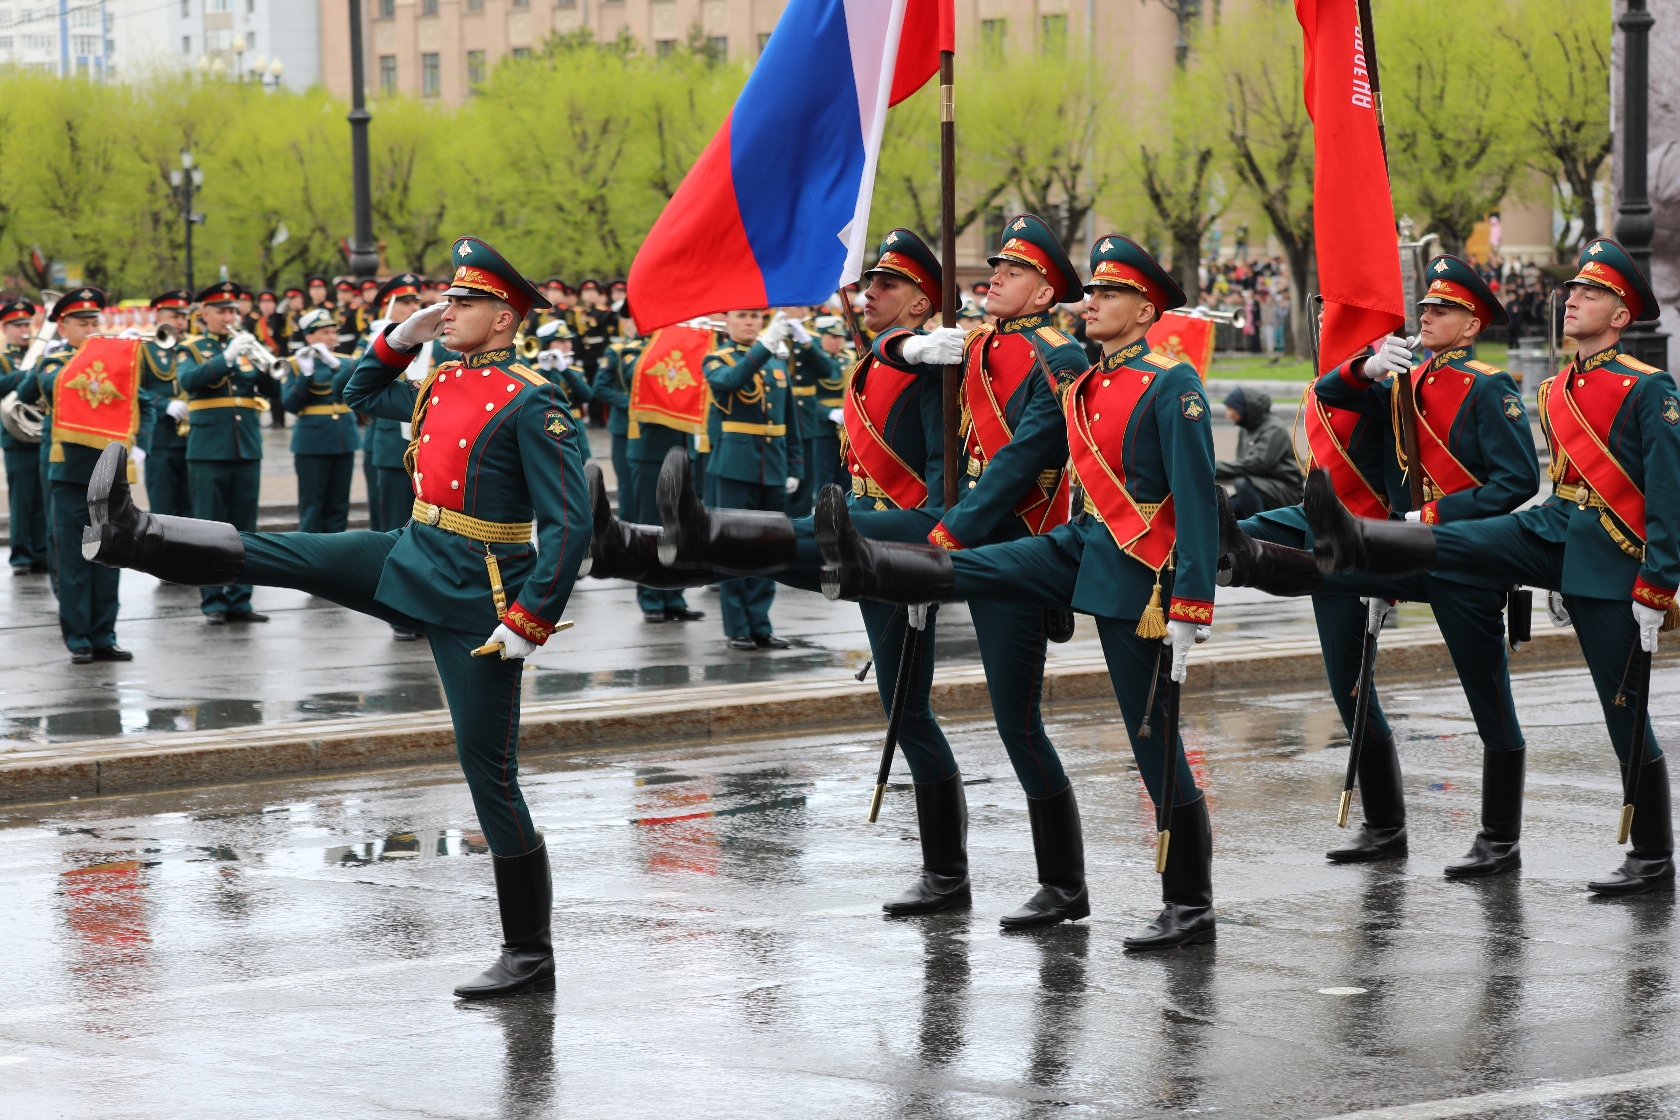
[2,655,1678,1118]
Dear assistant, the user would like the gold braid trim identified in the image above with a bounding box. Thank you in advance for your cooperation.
[402,362,455,477]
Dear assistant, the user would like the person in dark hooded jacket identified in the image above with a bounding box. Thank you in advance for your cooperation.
[1217,385,1303,517]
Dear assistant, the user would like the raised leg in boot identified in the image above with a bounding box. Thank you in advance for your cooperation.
[1445,747,1524,879]
[1303,469,1437,577]
[883,772,972,915]
[454,841,557,999]
[585,462,718,588]
[82,442,246,585]
[1589,755,1676,896]
[1328,733,1408,862]
[815,484,953,605]
[1217,486,1323,595]
[655,446,796,574]
[1124,793,1216,950]
[1000,783,1089,930]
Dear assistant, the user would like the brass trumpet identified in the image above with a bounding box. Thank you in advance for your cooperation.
[1189,305,1247,331]
[152,322,179,350]
[516,333,542,360]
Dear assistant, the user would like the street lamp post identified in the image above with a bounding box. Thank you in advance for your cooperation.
[1615,0,1668,367]
[345,0,378,279]
[168,151,206,292]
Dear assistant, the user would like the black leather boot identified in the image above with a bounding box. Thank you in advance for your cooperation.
[1303,469,1437,576]
[1000,783,1089,930]
[883,772,972,915]
[585,462,716,588]
[82,442,245,585]
[1445,748,1524,879]
[454,841,556,999]
[814,484,954,605]
[1124,793,1216,950]
[1589,755,1676,896]
[1327,733,1408,862]
[655,447,796,574]
[1217,486,1323,595]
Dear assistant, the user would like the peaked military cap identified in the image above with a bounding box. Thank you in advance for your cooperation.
[359,277,380,291]
[1567,237,1660,323]
[151,289,191,310]
[306,275,329,287]
[862,227,943,312]
[988,214,1080,303]
[1418,253,1508,327]
[443,236,550,319]
[374,272,425,311]
[812,314,846,337]
[1085,233,1186,313]
[283,286,305,298]
[578,278,601,294]
[335,279,356,292]
[297,307,336,333]
[257,289,277,301]
[195,281,245,307]
[50,286,106,320]
[0,298,36,324]
[536,317,575,341]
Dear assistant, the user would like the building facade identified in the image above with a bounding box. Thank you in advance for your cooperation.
[0,1,114,76]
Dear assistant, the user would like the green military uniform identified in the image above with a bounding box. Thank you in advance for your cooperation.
[785,320,845,518]
[703,326,803,645]
[280,311,360,534]
[0,300,46,571]
[137,290,195,518]
[178,281,278,620]
[592,334,644,520]
[534,319,592,461]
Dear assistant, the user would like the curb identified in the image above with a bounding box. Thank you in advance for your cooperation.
[0,626,1625,807]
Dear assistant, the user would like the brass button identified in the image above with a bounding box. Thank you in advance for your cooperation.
[1102,378,1110,387]
[484,402,494,412]
[482,370,491,377]
[422,434,431,443]
[458,438,468,449]
[1093,413,1101,421]
[506,384,516,392]
[431,396,440,405]
[1427,376,1435,383]
[451,480,459,490]
[968,480,976,488]
[1141,375,1150,385]
[1578,378,1586,387]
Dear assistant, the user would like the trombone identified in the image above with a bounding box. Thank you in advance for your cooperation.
[17,289,63,372]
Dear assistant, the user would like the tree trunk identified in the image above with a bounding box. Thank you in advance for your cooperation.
[1173,232,1201,304]
[1283,237,1316,361]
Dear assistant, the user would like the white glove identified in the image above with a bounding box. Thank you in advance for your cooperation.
[1634,602,1666,653]
[1403,509,1422,522]
[784,476,801,495]
[788,318,812,346]
[389,302,447,350]
[296,352,315,379]
[758,313,792,349]
[130,445,147,465]
[536,349,571,372]
[827,408,846,426]
[311,342,341,370]
[1546,591,1572,628]
[1361,334,1413,381]
[221,333,252,361]
[484,623,539,661]
[900,326,966,366]
[1163,619,1210,683]
[118,326,143,340]
[166,399,189,421]
[1364,596,1395,635]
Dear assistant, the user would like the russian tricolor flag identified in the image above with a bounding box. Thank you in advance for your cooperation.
[629,0,952,332]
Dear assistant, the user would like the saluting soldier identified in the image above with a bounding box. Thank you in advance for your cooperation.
[784,310,845,518]
[814,235,1222,949]
[1307,238,1680,896]
[136,290,195,519]
[22,287,156,661]
[571,279,612,382]
[177,281,279,624]
[534,319,593,460]
[86,235,591,999]
[590,313,645,520]
[279,307,360,533]
[0,298,48,572]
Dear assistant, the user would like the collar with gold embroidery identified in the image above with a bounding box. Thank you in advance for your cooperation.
[1426,347,1469,373]
[1100,339,1149,372]
[996,313,1047,335]
[1577,344,1623,373]
[466,348,513,368]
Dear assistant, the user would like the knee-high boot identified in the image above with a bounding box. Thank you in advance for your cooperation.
[882,772,971,915]
[814,484,953,605]
[1589,755,1675,896]
[453,841,556,999]
[1304,469,1437,576]
[586,462,717,588]
[1217,486,1323,595]
[1327,733,1408,862]
[1444,747,1524,878]
[656,447,796,574]
[82,443,245,585]
[1000,783,1089,930]
[1123,792,1216,950]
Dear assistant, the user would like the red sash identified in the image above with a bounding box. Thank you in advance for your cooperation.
[1546,365,1647,540]
[1066,369,1177,570]
[962,329,1070,534]
[1409,362,1481,495]
[842,355,926,510]
[1302,384,1388,519]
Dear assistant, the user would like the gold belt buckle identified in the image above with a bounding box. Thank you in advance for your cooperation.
[1577,484,1591,511]
[425,503,442,527]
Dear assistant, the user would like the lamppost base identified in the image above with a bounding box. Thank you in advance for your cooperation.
[1620,327,1670,371]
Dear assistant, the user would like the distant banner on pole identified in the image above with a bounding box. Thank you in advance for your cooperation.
[49,337,143,453]
[628,325,715,436]
[1146,313,1216,378]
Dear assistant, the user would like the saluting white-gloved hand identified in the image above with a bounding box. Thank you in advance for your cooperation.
[166,399,190,421]
[788,318,813,346]
[758,313,792,349]
[1363,596,1396,634]
[536,349,571,372]
[389,302,447,350]
[1360,334,1414,381]
[784,476,801,495]
[484,623,539,661]
[827,408,846,426]
[310,342,341,370]
[1634,602,1666,653]
[1164,619,1210,683]
[900,326,966,366]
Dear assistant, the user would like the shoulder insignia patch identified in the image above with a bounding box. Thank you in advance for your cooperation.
[1035,326,1071,347]
[1502,394,1524,421]
[1144,352,1180,370]
[1180,391,1207,421]
[1467,359,1505,376]
[1620,355,1660,374]
[509,363,546,387]
[1663,397,1679,426]
[543,410,570,439]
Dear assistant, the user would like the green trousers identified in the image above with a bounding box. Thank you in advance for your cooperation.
[192,459,261,615]
[372,466,413,534]
[787,436,842,519]
[6,447,46,569]
[144,445,192,518]
[1424,517,1659,767]
[241,529,540,856]
[49,480,119,652]
[628,456,691,614]
[295,453,355,534]
[714,477,783,640]
[609,433,632,520]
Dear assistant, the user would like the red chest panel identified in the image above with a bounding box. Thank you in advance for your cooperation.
[1554,367,1636,485]
[411,364,526,510]
[964,332,1040,455]
[855,362,917,433]
[1081,365,1155,473]
[1413,365,1476,426]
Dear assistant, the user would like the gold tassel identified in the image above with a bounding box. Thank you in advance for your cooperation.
[1664,604,1679,634]
[1135,574,1167,640]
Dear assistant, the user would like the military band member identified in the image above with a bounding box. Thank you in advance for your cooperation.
[572,280,612,382]
[306,276,332,313]
[534,319,593,460]
[138,290,195,519]
[0,298,47,572]
[1306,238,1680,896]
[590,319,644,521]
[785,311,845,519]
[281,286,307,354]
[87,235,591,998]
[178,280,279,623]
[280,308,360,533]
[335,280,364,351]
[814,235,1221,949]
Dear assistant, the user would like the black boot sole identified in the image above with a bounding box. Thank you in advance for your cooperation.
[1587,873,1677,897]
[1444,849,1521,879]
[655,447,703,569]
[999,890,1091,931]
[453,972,557,1000]
[1123,925,1218,951]
[1327,826,1408,863]
[814,485,849,600]
[883,885,972,917]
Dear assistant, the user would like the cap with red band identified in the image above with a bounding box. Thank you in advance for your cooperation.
[861,228,943,312]
[1417,253,1508,327]
[1567,238,1659,322]
[1084,233,1186,313]
[987,214,1080,303]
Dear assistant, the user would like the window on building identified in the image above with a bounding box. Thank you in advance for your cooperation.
[422,0,438,15]
[247,0,254,12]
[72,34,97,54]
[655,38,675,57]
[467,0,482,10]
[181,34,191,54]
[422,52,439,97]
[0,37,12,50]
[708,35,726,60]
[1040,14,1066,57]
[981,19,1007,66]
[245,31,255,51]
[512,46,530,58]
[757,32,770,54]
[69,7,97,27]
[23,33,50,50]
[512,0,529,8]
[210,0,228,11]
[555,0,577,7]
[466,49,485,84]
[0,11,11,28]
[379,53,396,92]
[181,0,189,14]
[377,0,393,16]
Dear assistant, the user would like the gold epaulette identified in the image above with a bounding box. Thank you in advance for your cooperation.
[435,359,463,373]
[1465,359,1506,376]
[1142,352,1180,370]
[1036,325,1072,347]
[508,362,546,387]
[1619,354,1662,374]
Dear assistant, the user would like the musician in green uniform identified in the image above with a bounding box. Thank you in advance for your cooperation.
[86,236,591,998]
[0,299,47,572]
[591,319,645,520]
[177,281,279,623]
[534,319,593,460]
[785,310,845,518]
[624,359,706,625]
[279,308,360,533]
[1307,239,1680,896]
[138,290,195,519]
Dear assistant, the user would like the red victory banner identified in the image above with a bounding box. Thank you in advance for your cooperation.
[1146,312,1216,378]
[628,324,715,437]
[50,337,144,453]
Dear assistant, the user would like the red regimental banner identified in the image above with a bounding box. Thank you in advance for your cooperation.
[629,325,714,435]
[50,337,143,452]
[1145,313,1215,378]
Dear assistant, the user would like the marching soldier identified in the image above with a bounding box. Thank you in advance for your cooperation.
[785,310,845,519]
[621,336,706,624]
[21,287,156,661]
[280,307,360,533]
[812,234,1221,949]
[1306,238,1679,896]
[86,235,592,999]
[590,317,645,521]
[137,290,194,518]
[335,280,363,351]
[534,319,593,460]
[177,281,279,624]
[0,298,47,573]
[281,286,307,354]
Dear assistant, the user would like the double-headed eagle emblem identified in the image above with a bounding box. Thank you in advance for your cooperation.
[65,361,126,408]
